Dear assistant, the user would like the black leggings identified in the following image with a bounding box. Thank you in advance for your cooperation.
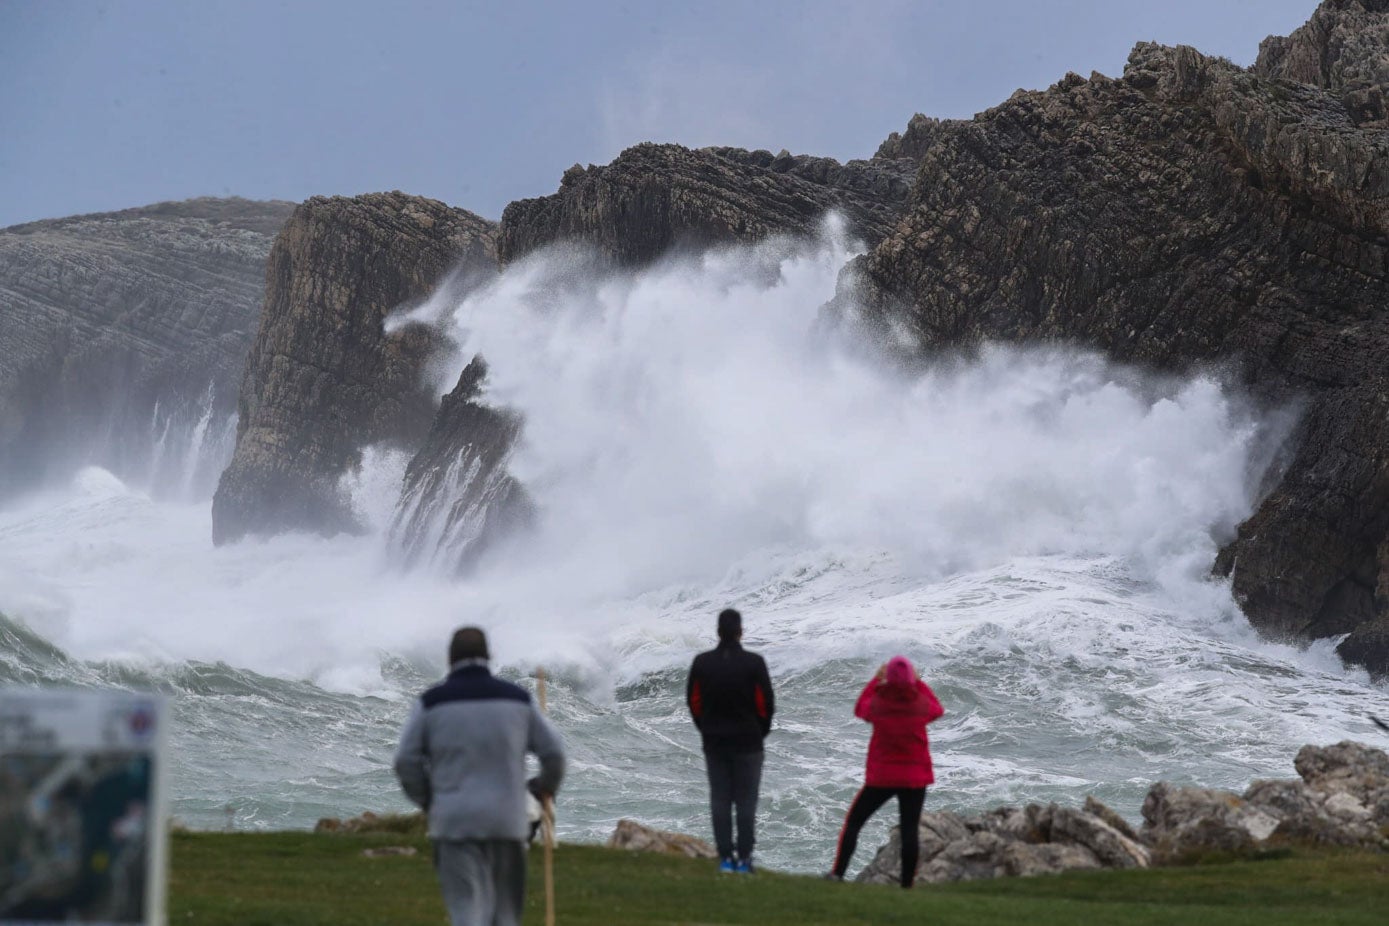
[831,786,926,887]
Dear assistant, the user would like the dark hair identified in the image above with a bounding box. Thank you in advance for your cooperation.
[717,608,742,641]
[449,626,490,664]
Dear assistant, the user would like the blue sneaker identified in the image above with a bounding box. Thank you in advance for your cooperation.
[736,857,755,874]
[718,857,737,874]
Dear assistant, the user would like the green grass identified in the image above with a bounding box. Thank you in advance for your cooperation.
[170,831,1389,926]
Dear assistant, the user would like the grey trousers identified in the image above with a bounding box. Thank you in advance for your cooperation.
[433,839,527,926]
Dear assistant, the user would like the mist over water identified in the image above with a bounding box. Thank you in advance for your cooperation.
[3,227,1387,871]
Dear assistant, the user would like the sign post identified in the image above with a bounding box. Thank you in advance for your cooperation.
[0,690,168,926]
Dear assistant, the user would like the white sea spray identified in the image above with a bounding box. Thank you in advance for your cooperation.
[1,228,1384,871]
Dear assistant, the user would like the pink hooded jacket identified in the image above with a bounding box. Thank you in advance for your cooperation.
[853,656,945,788]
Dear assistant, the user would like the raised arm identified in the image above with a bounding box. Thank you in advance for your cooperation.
[918,681,945,724]
[853,678,878,722]
[393,699,431,810]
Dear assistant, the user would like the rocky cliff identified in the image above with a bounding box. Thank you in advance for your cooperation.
[497,142,917,265]
[388,357,532,573]
[838,0,1389,676]
[0,197,294,498]
[211,192,497,544]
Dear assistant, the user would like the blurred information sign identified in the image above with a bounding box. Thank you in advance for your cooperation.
[0,691,167,926]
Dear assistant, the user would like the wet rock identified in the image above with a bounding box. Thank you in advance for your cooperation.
[606,819,717,859]
[212,192,496,544]
[389,357,533,573]
[1337,616,1389,681]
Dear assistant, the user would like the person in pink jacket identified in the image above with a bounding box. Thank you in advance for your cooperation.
[826,655,944,887]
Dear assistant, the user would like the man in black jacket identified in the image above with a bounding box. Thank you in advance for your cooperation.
[686,607,775,873]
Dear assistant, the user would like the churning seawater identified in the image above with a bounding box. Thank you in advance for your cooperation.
[2,227,1387,873]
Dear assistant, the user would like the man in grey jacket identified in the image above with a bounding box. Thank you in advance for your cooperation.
[395,627,566,926]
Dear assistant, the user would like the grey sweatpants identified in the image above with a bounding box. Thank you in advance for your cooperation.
[433,839,527,926]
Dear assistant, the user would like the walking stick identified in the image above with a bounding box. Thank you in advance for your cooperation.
[537,668,556,926]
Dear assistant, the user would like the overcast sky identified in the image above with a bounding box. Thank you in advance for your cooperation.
[0,0,1321,227]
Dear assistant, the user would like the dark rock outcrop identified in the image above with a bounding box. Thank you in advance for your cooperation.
[875,113,950,161]
[1255,0,1389,126]
[211,192,496,544]
[843,0,1389,675]
[388,357,532,573]
[497,142,916,266]
[0,197,293,497]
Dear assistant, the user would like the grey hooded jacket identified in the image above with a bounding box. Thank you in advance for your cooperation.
[394,662,565,841]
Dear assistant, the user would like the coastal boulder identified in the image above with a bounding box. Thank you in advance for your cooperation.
[1141,783,1279,861]
[606,819,717,859]
[1048,806,1151,869]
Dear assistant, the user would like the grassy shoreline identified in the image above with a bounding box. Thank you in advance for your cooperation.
[171,831,1389,925]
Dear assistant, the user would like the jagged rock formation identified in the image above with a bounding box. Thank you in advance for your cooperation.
[497,142,917,266]
[842,0,1389,676]
[0,197,293,497]
[388,357,532,573]
[212,192,497,544]
[857,740,1389,884]
[1257,0,1389,125]
[875,113,950,161]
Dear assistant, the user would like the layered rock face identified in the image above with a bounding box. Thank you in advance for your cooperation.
[497,142,917,266]
[388,357,532,572]
[211,193,496,544]
[845,0,1389,675]
[0,198,293,497]
[856,740,1389,884]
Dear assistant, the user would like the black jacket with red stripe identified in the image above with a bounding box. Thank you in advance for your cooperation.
[686,639,774,753]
